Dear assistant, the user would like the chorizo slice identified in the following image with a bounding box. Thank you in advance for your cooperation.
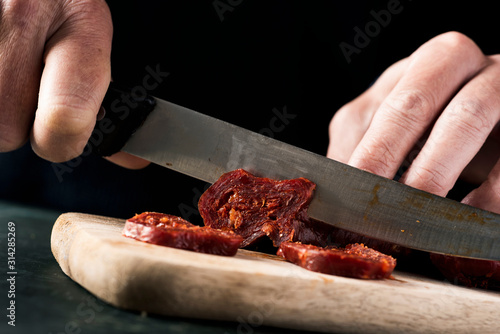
[123,212,243,256]
[199,169,330,247]
[430,253,500,290]
[277,242,396,279]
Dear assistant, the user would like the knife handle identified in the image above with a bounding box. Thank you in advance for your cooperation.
[91,82,156,156]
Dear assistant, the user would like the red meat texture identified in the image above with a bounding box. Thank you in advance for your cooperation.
[123,169,498,287]
[123,212,243,256]
[430,253,500,290]
[199,169,330,248]
[199,169,396,279]
[277,242,396,279]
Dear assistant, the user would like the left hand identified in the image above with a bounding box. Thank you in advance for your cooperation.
[327,31,500,213]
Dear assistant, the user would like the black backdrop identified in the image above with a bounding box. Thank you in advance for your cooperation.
[0,1,498,222]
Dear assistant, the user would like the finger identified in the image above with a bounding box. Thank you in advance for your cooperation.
[327,58,408,162]
[347,32,487,179]
[460,123,500,184]
[105,153,151,170]
[462,157,500,214]
[31,0,113,162]
[400,56,500,196]
[327,97,376,163]
[0,1,47,151]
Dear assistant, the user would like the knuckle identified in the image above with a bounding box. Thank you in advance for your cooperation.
[408,165,451,195]
[68,0,110,14]
[446,100,493,139]
[432,31,484,62]
[385,89,435,126]
[413,32,486,72]
[64,0,112,28]
[55,0,113,62]
[354,139,398,176]
[1,0,39,18]
[0,0,47,34]
[436,31,476,51]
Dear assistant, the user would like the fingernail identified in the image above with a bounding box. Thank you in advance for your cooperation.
[97,106,106,121]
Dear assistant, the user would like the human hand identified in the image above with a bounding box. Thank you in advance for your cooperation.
[327,31,500,214]
[0,0,148,169]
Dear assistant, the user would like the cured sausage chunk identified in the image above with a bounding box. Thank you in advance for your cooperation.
[430,253,500,290]
[277,242,396,279]
[199,169,325,247]
[123,212,243,256]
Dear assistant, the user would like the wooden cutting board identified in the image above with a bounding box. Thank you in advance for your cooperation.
[51,212,500,334]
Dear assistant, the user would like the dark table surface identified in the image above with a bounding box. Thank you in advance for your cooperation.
[0,200,322,334]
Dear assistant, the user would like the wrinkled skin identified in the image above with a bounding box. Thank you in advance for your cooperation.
[328,31,500,288]
[328,31,500,213]
[0,0,147,168]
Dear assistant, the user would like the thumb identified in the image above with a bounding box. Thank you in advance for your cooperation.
[31,0,113,162]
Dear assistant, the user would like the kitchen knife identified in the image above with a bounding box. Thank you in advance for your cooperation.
[93,82,500,260]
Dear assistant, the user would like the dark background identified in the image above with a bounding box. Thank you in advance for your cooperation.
[0,0,498,221]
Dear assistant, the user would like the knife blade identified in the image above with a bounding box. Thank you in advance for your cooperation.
[94,82,500,260]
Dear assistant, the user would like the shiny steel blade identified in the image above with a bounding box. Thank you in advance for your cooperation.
[122,98,500,260]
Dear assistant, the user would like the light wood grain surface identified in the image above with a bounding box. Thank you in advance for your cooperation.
[51,212,500,334]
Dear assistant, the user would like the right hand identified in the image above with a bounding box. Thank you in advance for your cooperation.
[0,0,148,168]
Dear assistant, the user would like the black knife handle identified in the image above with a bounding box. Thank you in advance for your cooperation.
[91,82,156,156]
